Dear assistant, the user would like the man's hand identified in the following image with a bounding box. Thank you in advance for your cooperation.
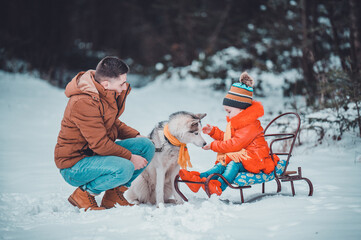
[136,134,147,138]
[202,124,213,134]
[202,143,211,150]
[130,154,148,170]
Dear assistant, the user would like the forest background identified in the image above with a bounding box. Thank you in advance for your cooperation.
[1,0,360,139]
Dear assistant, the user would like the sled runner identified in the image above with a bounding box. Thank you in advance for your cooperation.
[174,112,313,203]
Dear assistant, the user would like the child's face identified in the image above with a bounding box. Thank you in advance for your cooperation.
[224,106,243,119]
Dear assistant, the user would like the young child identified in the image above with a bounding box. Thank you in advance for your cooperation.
[179,72,279,196]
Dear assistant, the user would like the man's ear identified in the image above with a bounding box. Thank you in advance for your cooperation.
[100,81,109,89]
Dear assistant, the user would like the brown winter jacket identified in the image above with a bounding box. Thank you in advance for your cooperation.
[54,70,139,169]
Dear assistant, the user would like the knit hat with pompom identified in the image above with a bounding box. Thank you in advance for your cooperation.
[223,72,254,109]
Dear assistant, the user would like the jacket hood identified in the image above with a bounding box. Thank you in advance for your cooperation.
[227,101,264,129]
[65,70,99,98]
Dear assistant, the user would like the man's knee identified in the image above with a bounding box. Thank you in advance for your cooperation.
[137,137,155,161]
[113,160,135,182]
[138,137,155,150]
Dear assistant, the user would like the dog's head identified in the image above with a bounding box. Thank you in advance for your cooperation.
[168,111,207,147]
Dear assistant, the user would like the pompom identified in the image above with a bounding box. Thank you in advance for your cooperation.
[239,72,254,87]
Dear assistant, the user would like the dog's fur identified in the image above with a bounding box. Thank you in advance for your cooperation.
[125,111,207,206]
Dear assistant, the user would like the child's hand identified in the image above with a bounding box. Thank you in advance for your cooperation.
[202,124,213,134]
[202,143,211,150]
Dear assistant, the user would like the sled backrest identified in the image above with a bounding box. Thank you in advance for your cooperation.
[263,112,301,176]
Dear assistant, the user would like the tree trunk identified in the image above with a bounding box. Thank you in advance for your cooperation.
[349,0,361,73]
[205,0,232,55]
[300,0,317,106]
[326,4,348,71]
[349,0,361,137]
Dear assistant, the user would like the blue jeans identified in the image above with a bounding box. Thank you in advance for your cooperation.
[200,161,247,191]
[60,138,155,195]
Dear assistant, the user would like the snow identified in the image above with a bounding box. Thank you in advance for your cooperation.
[1,70,361,240]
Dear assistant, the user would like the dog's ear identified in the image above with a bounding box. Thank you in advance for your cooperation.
[195,113,207,119]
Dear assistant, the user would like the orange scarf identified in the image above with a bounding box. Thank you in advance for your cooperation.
[217,122,250,165]
[163,124,192,169]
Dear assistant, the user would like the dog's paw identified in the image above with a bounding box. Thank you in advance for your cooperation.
[156,202,165,208]
[164,198,184,205]
[131,200,140,205]
[175,199,184,205]
[164,199,177,204]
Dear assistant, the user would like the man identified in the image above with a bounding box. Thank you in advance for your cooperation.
[54,56,155,210]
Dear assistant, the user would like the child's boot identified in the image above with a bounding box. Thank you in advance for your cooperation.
[179,169,203,192]
[203,180,222,196]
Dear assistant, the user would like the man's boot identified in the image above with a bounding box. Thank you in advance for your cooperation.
[101,186,134,209]
[68,187,105,211]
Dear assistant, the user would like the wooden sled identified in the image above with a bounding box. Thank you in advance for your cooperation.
[174,112,313,203]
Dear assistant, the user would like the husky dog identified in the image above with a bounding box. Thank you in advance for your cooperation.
[125,111,207,206]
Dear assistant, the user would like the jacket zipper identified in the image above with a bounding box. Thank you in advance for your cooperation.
[99,99,105,117]
[117,84,130,116]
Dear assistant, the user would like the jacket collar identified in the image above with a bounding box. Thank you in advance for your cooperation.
[227,101,264,129]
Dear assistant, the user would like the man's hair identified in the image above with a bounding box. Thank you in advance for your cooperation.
[95,56,129,82]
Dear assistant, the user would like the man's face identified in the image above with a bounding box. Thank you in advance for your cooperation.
[104,74,128,93]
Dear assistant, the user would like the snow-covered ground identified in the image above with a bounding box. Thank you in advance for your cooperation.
[0,70,361,240]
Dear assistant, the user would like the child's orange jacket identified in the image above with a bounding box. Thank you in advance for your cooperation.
[209,101,279,174]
